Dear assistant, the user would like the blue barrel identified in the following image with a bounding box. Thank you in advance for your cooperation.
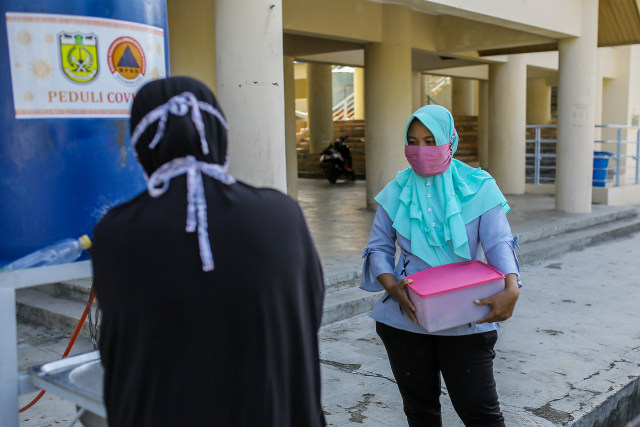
[593,151,613,187]
[0,0,169,265]
[0,1,170,263]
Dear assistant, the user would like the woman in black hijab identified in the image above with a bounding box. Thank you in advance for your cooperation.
[92,76,326,427]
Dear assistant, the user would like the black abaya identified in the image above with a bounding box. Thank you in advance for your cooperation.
[92,77,326,427]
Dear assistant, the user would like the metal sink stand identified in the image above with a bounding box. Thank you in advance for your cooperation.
[0,261,94,427]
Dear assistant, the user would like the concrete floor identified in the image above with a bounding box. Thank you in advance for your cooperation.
[15,177,640,426]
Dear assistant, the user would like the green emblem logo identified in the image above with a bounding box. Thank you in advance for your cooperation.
[59,32,99,83]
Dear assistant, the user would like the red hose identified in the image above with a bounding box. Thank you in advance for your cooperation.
[19,288,96,413]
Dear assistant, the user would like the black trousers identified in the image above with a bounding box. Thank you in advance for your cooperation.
[376,322,505,427]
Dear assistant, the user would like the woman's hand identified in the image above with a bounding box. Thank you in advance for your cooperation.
[376,273,418,324]
[475,273,519,323]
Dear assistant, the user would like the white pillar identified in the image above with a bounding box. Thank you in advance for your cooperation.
[354,67,365,119]
[526,78,551,124]
[412,71,425,111]
[478,80,490,169]
[556,0,599,213]
[452,78,475,116]
[307,63,334,153]
[283,56,298,199]
[364,4,412,209]
[488,55,527,194]
[214,0,286,192]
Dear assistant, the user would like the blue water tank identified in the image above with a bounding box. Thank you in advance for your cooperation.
[0,1,170,263]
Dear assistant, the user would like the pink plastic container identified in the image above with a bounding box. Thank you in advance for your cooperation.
[406,260,505,332]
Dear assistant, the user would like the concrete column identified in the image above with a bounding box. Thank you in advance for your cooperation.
[556,0,599,213]
[354,66,365,119]
[167,0,216,91]
[452,77,475,116]
[412,71,425,111]
[527,78,552,124]
[595,52,605,143]
[214,0,286,192]
[283,56,298,199]
[364,4,413,209]
[478,80,490,169]
[488,55,527,194]
[307,63,334,153]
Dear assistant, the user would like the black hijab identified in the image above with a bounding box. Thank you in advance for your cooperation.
[92,77,326,427]
[130,76,228,174]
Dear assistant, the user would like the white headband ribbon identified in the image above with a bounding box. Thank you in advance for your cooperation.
[147,155,236,272]
[131,91,228,155]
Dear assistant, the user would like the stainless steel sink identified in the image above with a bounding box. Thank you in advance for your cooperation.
[68,359,103,395]
[29,350,106,424]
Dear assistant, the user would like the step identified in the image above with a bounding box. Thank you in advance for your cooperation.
[17,274,374,334]
[322,285,379,326]
[319,209,640,326]
[36,278,93,303]
[515,206,639,245]
[326,277,360,294]
[517,212,640,265]
[16,209,640,331]
[16,287,98,338]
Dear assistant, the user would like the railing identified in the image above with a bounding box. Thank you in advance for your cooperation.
[594,124,640,186]
[332,92,355,120]
[526,124,640,187]
[526,125,557,185]
[427,76,450,97]
[425,76,450,105]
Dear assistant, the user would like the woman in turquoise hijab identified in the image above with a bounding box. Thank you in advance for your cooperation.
[361,105,520,426]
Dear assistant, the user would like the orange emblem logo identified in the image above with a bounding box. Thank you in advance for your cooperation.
[107,36,146,85]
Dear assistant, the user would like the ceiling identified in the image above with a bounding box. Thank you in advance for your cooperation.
[289,0,640,72]
[599,0,640,46]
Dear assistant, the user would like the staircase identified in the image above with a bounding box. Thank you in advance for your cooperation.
[332,93,355,121]
[16,278,96,337]
[453,115,479,166]
[297,119,366,179]
[425,75,450,105]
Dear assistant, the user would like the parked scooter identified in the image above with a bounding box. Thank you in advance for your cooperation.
[319,137,356,184]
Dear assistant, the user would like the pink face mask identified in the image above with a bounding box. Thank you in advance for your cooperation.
[404,143,452,177]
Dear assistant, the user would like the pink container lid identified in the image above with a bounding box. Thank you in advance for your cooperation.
[406,260,505,298]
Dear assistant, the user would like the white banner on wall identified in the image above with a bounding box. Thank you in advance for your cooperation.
[5,12,167,119]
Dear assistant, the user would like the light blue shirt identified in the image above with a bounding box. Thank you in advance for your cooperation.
[361,205,521,336]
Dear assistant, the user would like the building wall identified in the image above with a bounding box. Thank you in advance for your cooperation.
[166,0,216,91]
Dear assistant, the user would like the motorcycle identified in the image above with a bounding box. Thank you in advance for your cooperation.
[319,137,356,184]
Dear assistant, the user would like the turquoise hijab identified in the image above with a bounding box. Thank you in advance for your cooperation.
[375,105,509,267]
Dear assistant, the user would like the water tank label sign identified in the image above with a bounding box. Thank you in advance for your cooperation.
[5,12,166,119]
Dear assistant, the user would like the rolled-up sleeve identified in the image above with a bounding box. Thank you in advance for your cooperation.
[360,207,397,292]
[479,205,522,287]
